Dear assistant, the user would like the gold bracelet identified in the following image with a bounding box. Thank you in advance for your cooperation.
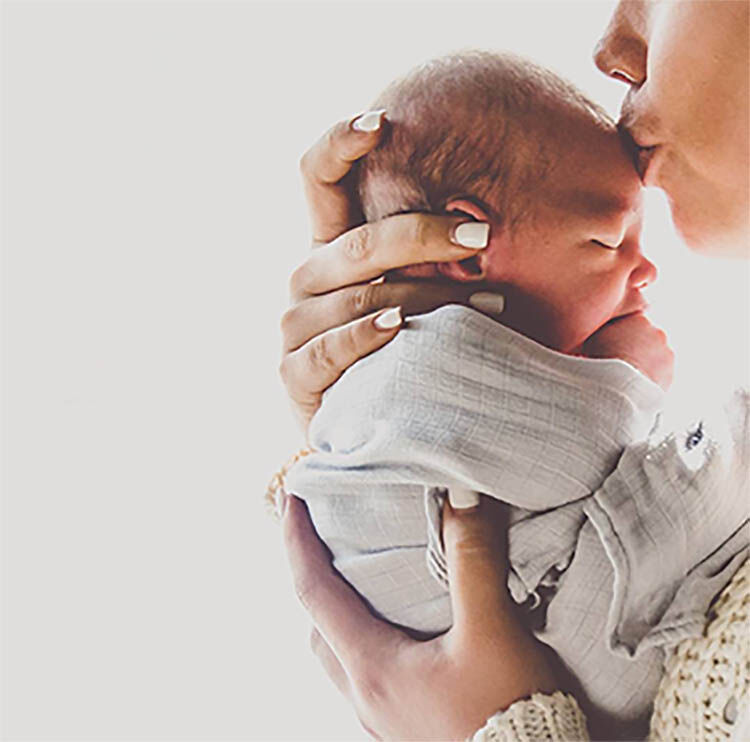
[264,447,313,520]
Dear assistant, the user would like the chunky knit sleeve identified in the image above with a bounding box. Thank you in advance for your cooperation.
[649,556,750,741]
[469,558,750,742]
[470,692,590,742]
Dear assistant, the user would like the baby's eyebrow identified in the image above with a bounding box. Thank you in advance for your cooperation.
[567,191,633,219]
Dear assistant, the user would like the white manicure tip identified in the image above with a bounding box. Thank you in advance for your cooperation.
[448,488,480,509]
[374,306,402,330]
[352,109,386,132]
[469,292,505,316]
[453,222,490,249]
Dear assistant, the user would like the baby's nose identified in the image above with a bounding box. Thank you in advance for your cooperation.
[631,254,658,289]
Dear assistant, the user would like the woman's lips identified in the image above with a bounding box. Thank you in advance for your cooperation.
[636,145,658,182]
[618,115,653,175]
[632,136,667,186]
[621,117,664,184]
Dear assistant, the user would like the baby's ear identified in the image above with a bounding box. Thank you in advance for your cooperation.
[445,198,489,223]
[442,199,508,283]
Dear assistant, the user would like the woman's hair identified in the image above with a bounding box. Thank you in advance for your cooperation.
[358,50,613,227]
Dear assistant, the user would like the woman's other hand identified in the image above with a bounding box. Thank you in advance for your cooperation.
[583,312,675,390]
[279,491,561,741]
[281,112,498,431]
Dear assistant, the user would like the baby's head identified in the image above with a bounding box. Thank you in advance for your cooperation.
[358,52,657,353]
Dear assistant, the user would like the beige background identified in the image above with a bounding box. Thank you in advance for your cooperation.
[2,1,748,739]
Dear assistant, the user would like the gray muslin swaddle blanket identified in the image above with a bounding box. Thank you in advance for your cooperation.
[286,305,750,739]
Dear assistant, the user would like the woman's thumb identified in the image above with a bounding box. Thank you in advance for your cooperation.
[442,494,514,637]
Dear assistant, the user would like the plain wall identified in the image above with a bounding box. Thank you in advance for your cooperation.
[2,1,748,739]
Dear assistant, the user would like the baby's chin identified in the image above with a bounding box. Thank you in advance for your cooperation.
[548,336,589,357]
[559,325,605,355]
[559,318,631,357]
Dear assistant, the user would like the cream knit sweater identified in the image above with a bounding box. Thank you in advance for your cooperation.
[471,557,750,742]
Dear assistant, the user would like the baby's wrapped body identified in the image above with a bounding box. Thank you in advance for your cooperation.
[286,306,750,740]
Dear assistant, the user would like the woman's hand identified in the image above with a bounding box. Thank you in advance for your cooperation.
[281,112,499,431]
[583,312,675,391]
[279,491,562,741]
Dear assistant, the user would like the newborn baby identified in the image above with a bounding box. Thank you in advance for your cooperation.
[285,52,747,740]
[361,52,655,359]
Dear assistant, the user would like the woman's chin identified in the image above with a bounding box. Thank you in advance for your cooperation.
[673,209,750,259]
[664,175,750,258]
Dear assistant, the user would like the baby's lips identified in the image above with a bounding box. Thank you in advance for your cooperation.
[619,293,650,318]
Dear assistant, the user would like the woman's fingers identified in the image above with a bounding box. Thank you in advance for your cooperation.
[281,280,472,354]
[441,496,515,640]
[442,497,562,705]
[289,214,490,301]
[300,112,387,245]
[280,282,506,427]
[279,308,403,428]
[282,495,403,672]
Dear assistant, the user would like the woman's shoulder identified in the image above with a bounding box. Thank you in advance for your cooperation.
[650,556,750,741]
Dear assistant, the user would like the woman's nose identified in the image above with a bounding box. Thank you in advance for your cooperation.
[593,3,648,86]
[630,254,658,289]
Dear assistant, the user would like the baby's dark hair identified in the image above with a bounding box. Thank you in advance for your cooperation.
[358,51,613,227]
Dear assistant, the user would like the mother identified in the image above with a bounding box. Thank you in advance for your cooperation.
[277,2,749,740]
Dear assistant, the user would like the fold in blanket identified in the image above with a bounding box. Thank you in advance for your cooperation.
[286,305,749,737]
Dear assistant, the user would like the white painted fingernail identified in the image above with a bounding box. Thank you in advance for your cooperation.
[374,306,402,330]
[469,292,505,316]
[452,222,490,249]
[352,109,386,133]
[448,488,481,509]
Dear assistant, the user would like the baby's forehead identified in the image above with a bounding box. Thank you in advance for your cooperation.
[522,111,642,219]
[548,187,643,220]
